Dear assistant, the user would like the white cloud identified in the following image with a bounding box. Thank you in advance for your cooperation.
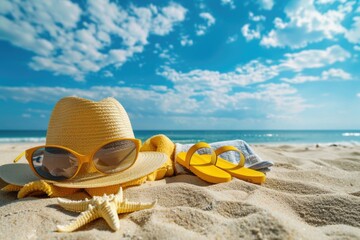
[150,3,187,36]
[158,49,175,62]
[155,63,281,113]
[242,12,265,42]
[357,93,360,98]
[196,12,216,36]
[282,68,351,83]
[196,27,206,36]
[159,49,170,59]
[279,45,350,71]
[345,16,360,44]
[226,35,238,43]
[0,0,74,56]
[200,13,216,25]
[0,0,187,81]
[150,85,168,92]
[256,83,309,113]
[321,68,351,80]
[241,24,261,41]
[103,70,114,78]
[0,81,308,120]
[257,0,274,10]
[180,35,193,46]
[281,75,320,84]
[152,44,350,116]
[0,0,81,35]
[316,0,349,4]
[0,85,198,115]
[316,0,336,4]
[221,0,236,9]
[7,44,351,122]
[22,108,49,119]
[154,44,177,64]
[354,45,360,51]
[249,12,266,22]
[158,60,279,91]
[273,18,287,29]
[1,45,342,120]
[261,0,352,49]
[158,45,350,90]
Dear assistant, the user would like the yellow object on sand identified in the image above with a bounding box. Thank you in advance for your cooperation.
[56,187,156,232]
[1,135,265,198]
[1,134,175,198]
[176,142,232,183]
[1,96,167,190]
[212,145,266,184]
[141,134,175,181]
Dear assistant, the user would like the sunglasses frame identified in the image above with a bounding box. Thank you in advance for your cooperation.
[20,138,141,181]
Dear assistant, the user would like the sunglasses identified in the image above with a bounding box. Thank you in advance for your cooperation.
[13,138,141,181]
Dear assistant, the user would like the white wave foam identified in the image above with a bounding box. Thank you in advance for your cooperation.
[342,132,360,137]
[0,137,46,143]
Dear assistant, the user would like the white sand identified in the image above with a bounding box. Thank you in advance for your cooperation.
[0,143,360,239]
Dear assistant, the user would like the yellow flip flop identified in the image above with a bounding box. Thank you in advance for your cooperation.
[205,146,266,184]
[176,142,232,184]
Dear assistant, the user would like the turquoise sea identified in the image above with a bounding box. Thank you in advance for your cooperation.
[0,130,359,144]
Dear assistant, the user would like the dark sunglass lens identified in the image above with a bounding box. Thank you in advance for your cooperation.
[93,140,137,174]
[31,147,78,180]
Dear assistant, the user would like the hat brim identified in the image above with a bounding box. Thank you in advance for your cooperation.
[0,163,40,186]
[0,152,167,188]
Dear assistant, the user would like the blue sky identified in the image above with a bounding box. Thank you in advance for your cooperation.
[0,0,359,130]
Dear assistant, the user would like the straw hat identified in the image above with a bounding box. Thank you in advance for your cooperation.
[0,97,167,188]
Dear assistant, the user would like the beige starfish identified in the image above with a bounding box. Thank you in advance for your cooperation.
[56,187,156,232]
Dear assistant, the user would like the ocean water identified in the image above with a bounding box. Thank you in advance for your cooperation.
[0,130,359,144]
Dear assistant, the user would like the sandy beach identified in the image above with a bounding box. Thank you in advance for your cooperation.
[0,143,360,240]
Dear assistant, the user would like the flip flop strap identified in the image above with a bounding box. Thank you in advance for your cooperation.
[185,142,216,169]
[214,146,245,167]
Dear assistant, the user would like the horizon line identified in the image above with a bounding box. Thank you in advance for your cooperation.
[0,129,359,131]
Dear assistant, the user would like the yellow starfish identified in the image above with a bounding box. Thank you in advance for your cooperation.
[57,187,156,232]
